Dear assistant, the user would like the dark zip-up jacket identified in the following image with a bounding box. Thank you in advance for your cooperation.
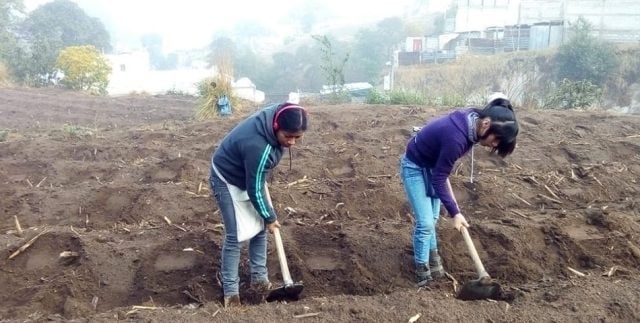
[211,104,284,223]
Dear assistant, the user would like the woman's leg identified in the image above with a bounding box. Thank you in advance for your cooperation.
[248,228,268,285]
[429,198,445,278]
[400,156,438,285]
[210,172,241,301]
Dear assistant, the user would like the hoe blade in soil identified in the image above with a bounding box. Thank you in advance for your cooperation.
[266,282,304,302]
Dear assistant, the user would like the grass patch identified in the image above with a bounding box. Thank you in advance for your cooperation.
[0,129,8,142]
[61,123,95,139]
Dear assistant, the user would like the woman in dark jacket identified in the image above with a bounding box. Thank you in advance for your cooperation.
[210,102,308,307]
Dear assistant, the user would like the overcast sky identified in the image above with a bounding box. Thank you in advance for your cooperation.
[25,0,451,52]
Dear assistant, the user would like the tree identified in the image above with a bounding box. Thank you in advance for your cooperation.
[347,16,408,85]
[348,28,387,84]
[140,33,176,70]
[208,36,236,68]
[0,0,24,78]
[554,17,618,86]
[376,17,406,58]
[312,34,349,96]
[56,45,111,94]
[234,47,269,87]
[17,0,111,85]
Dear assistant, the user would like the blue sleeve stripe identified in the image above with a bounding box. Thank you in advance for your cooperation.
[255,145,272,217]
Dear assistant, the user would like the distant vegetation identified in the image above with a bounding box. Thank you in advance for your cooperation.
[0,63,9,86]
[1,0,110,88]
[56,45,111,94]
[196,54,243,120]
[394,17,637,110]
[214,16,410,95]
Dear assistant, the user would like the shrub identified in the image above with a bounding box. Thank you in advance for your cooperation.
[543,78,602,109]
[554,17,618,86]
[365,88,389,104]
[389,89,426,105]
[55,45,111,94]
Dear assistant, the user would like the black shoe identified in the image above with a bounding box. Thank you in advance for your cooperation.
[429,250,446,279]
[415,263,433,287]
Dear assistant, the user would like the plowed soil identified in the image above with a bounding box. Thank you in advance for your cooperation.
[1,87,639,322]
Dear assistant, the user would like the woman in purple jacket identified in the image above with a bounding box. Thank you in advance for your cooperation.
[401,94,518,287]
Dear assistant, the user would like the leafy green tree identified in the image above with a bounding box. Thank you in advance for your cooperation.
[17,0,111,85]
[55,45,111,94]
[555,17,618,86]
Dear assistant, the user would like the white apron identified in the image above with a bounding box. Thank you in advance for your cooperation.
[213,165,265,242]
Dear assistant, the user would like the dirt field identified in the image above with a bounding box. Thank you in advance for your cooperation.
[1,87,639,322]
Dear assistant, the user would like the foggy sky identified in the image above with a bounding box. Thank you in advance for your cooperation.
[24,0,451,52]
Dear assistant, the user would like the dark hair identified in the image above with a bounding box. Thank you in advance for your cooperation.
[276,104,308,132]
[476,98,519,157]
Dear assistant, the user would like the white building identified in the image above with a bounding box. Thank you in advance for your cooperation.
[454,0,640,43]
[104,49,264,103]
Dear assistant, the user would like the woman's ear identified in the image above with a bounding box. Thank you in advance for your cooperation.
[479,117,491,136]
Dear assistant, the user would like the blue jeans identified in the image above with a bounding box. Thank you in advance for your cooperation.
[400,155,441,266]
[210,171,268,296]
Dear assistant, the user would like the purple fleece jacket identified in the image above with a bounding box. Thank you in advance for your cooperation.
[405,109,475,217]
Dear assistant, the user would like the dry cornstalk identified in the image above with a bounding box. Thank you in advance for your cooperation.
[163,216,172,225]
[8,228,49,260]
[367,174,393,179]
[627,240,640,259]
[512,193,532,206]
[602,266,618,277]
[70,225,82,236]
[26,179,33,187]
[408,313,421,323]
[511,210,530,219]
[567,267,586,277]
[132,305,159,310]
[185,191,208,197]
[591,175,603,187]
[287,176,309,188]
[197,181,203,195]
[14,215,23,235]
[294,312,320,319]
[544,184,561,200]
[59,251,79,258]
[171,223,187,232]
[538,194,562,204]
[444,272,459,293]
[35,177,47,188]
[91,296,99,310]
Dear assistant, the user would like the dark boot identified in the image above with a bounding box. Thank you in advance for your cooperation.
[247,280,272,304]
[429,249,446,279]
[415,263,433,287]
[223,294,241,308]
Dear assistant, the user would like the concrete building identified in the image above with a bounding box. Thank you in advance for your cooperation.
[455,0,640,44]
